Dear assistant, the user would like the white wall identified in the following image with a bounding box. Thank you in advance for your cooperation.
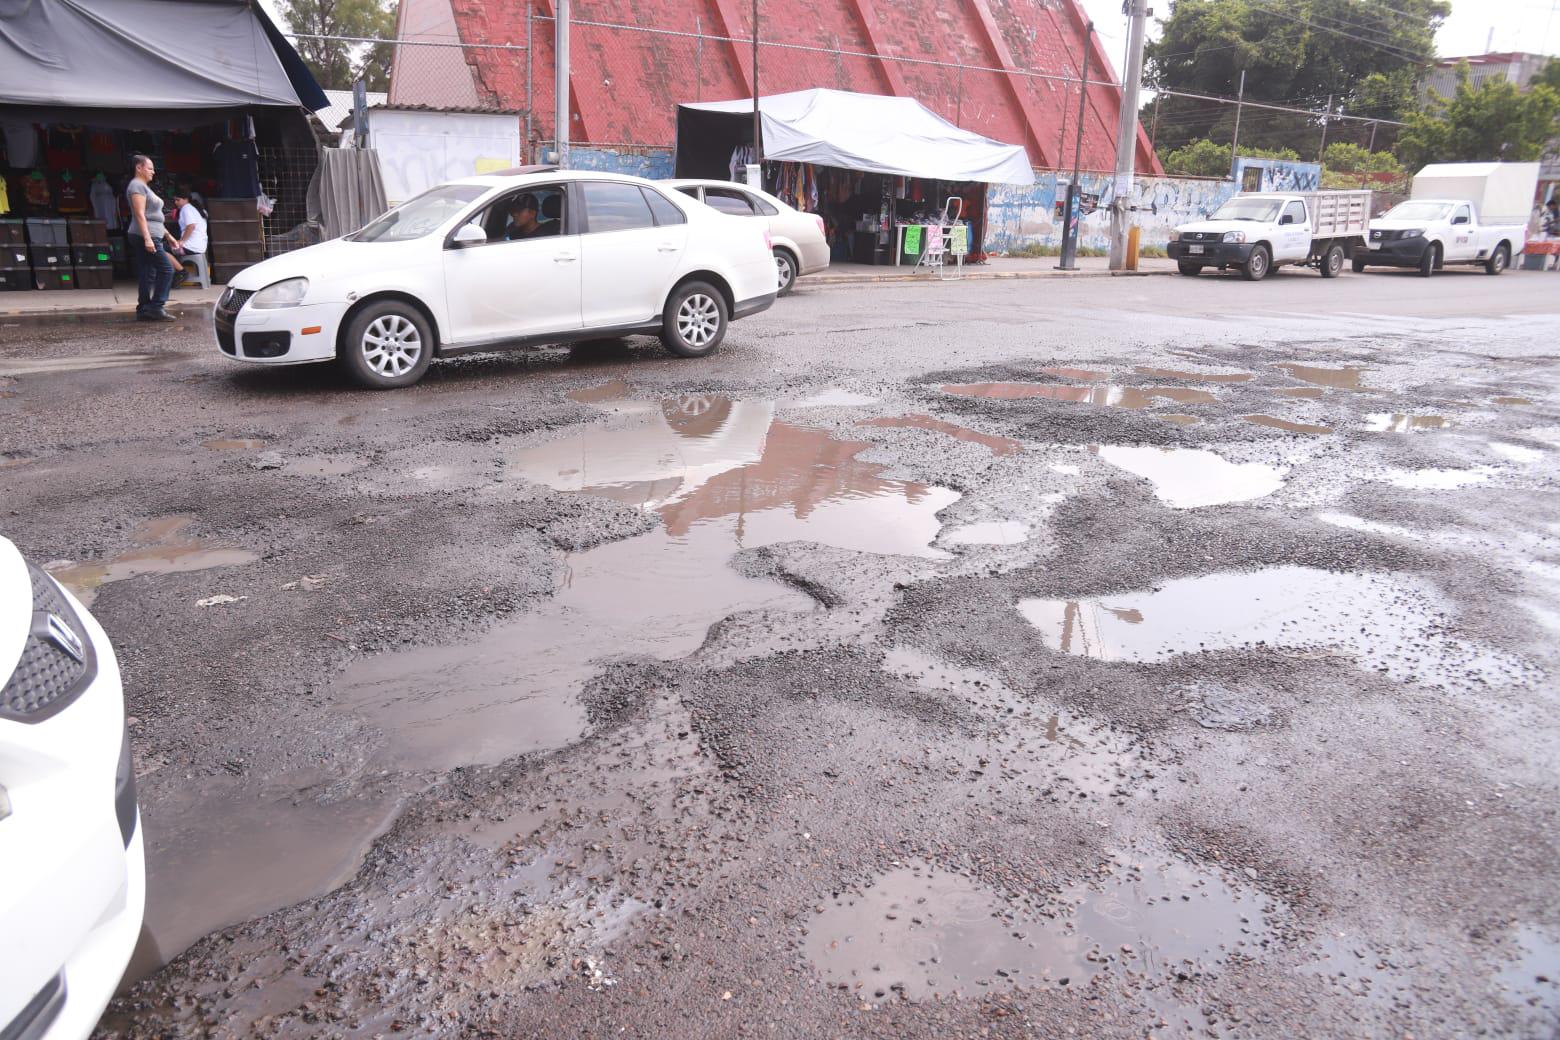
[367,110,521,204]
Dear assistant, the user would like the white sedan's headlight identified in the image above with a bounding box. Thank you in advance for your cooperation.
[1223,231,1247,244]
[251,278,309,309]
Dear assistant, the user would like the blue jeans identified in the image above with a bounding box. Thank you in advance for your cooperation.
[136,239,173,316]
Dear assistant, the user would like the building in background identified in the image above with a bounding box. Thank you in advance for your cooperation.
[1421,52,1552,102]
[386,0,1161,175]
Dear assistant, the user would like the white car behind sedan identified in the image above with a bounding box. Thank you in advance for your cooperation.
[665,179,830,295]
[0,535,144,1040]
[214,168,777,389]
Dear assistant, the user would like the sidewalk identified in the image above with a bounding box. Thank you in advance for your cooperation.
[0,281,223,320]
[802,254,1177,286]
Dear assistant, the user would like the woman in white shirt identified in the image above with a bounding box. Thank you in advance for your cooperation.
[171,188,208,287]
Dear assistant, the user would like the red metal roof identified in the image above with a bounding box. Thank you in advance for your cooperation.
[413,0,1159,174]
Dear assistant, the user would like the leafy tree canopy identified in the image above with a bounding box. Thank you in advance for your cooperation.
[280,0,396,92]
[1158,140,1298,177]
[1396,63,1560,166]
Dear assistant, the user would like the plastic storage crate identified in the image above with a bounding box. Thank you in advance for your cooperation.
[66,218,109,245]
[25,218,68,246]
[74,265,113,290]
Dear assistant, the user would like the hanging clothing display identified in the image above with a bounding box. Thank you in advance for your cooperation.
[728,143,755,181]
[2,122,38,166]
[214,137,261,197]
[0,177,9,216]
[52,170,87,213]
[89,175,119,229]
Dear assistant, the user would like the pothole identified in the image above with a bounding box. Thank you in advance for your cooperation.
[1363,414,1449,433]
[1093,445,1287,508]
[858,414,1022,456]
[943,382,1216,409]
[47,515,258,606]
[1242,415,1332,435]
[1277,363,1375,392]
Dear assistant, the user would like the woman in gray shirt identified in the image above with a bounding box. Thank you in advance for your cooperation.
[127,154,181,321]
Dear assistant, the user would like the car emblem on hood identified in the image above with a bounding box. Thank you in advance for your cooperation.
[34,612,85,664]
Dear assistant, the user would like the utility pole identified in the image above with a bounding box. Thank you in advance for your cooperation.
[749,0,762,187]
[1108,0,1148,271]
[1058,24,1092,271]
[1317,92,1332,162]
[555,0,570,167]
[1229,68,1245,161]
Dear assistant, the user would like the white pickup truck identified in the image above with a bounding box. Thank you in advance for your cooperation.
[1357,162,1539,277]
[1167,190,1371,281]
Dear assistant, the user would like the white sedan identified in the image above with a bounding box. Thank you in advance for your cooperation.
[0,535,144,1040]
[213,169,778,389]
[665,179,830,295]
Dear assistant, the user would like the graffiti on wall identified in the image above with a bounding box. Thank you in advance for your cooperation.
[986,173,1238,252]
[1231,156,1322,193]
[568,145,675,180]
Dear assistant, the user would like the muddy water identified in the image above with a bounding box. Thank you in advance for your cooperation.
[1364,413,1449,433]
[858,414,1022,456]
[1134,366,1254,383]
[333,398,958,771]
[943,382,1216,409]
[804,855,1267,1001]
[790,389,881,408]
[1278,387,1326,400]
[1094,445,1287,508]
[283,453,368,477]
[47,515,258,606]
[567,378,633,404]
[1277,363,1374,391]
[1016,566,1518,688]
[1493,396,1533,406]
[202,437,267,451]
[1242,414,1333,435]
[1155,414,1200,426]
[943,521,1029,546]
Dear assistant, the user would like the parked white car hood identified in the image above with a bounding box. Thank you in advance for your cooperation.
[0,536,31,681]
[1367,219,1430,231]
[227,237,374,292]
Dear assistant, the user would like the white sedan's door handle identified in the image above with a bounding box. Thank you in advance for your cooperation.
[554,253,578,263]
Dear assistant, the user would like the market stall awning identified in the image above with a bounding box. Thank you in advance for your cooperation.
[677,88,1035,186]
[0,0,326,123]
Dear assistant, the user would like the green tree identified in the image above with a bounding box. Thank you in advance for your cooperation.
[1158,140,1299,177]
[1535,58,1560,93]
[1144,0,1450,152]
[1321,142,1401,172]
[1396,63,1560,166]
[279,0,396,91]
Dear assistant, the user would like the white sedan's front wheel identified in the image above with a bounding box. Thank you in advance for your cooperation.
[660,281,728,358]
[341,301,433,389]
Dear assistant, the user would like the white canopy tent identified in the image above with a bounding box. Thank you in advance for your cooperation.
[675,88,1034,186]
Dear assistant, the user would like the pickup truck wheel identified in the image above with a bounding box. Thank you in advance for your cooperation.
[1352,255,1368,274]
[660,280,728,358]
[1485,244,1509,275]
[1320,244,1345,278]
[1177,262,1202,276]
[1417,243,1439,277]
[1240,245,1270,282]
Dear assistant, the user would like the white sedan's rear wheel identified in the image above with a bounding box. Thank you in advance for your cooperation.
[660,281,728,358]
[774,249,797,296]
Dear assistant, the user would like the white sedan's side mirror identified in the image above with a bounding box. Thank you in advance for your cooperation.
[451,224,487,248]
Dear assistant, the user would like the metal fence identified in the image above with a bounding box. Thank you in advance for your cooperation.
[289,14,1404,175]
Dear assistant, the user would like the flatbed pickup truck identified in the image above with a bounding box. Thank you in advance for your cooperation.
[1357,162,1537,277]
[1167,190,1371,282]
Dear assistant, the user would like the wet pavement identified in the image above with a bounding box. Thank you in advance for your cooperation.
[2,271,1558,1039]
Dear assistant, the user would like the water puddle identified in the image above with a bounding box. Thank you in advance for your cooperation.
[1498,924,1560,1020]
[944,383,1216,409]
[1489,442,1544,464]
[943,521,1029,545]
[1094,445,1286,508]
[0,352,163,377]
[1155,414,1200,426]
[790,389,881,408]
[46,516,258,606]
[1016,565,1515,687]
[334,398,958,771]
[1277,363,1373,392]
[1242,414,1332,435]
[1363,414,1448,433]
[858,414,1022,456]
[1493,396,1533,406]
[137,786,402,971]
[1134,366,1253,383]
[283,453,368,477]
[1379,467,1494,490]
[805,854,1268,1002]
[567,378,632,404]
[1278,387,1325,400]
[203,437,267,450]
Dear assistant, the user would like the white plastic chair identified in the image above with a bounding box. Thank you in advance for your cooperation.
[180,251,211,289]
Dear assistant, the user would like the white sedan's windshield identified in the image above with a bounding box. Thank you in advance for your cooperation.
[352,185,488,242]
[1383,201,1453,221]
[1211,198,1283,222]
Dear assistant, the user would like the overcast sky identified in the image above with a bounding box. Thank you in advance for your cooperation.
[1081,0,1558,82]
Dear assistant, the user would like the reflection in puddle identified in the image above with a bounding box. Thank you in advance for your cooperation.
[47,516,258,606]
[790,389,880,408]
[943,382,1216,409]
[804,855,1267,1002]
[335,399,958,771]
[1277,363,1374,391]
[1242,414,1333,435]
[202,437,267,450]
[858,414,1021,456]
[283,454,368,477]
[1134,366,1253,383]
[943,521,1028,545]
[567,378,632,404]
[0,352,164,377]
[1017,566,1514,687]
[1363,414,1448,433]
[1489,442,1543,464]
[1095,445,1286,508]
[138,788,402,971]
[1380,467,1494,490]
